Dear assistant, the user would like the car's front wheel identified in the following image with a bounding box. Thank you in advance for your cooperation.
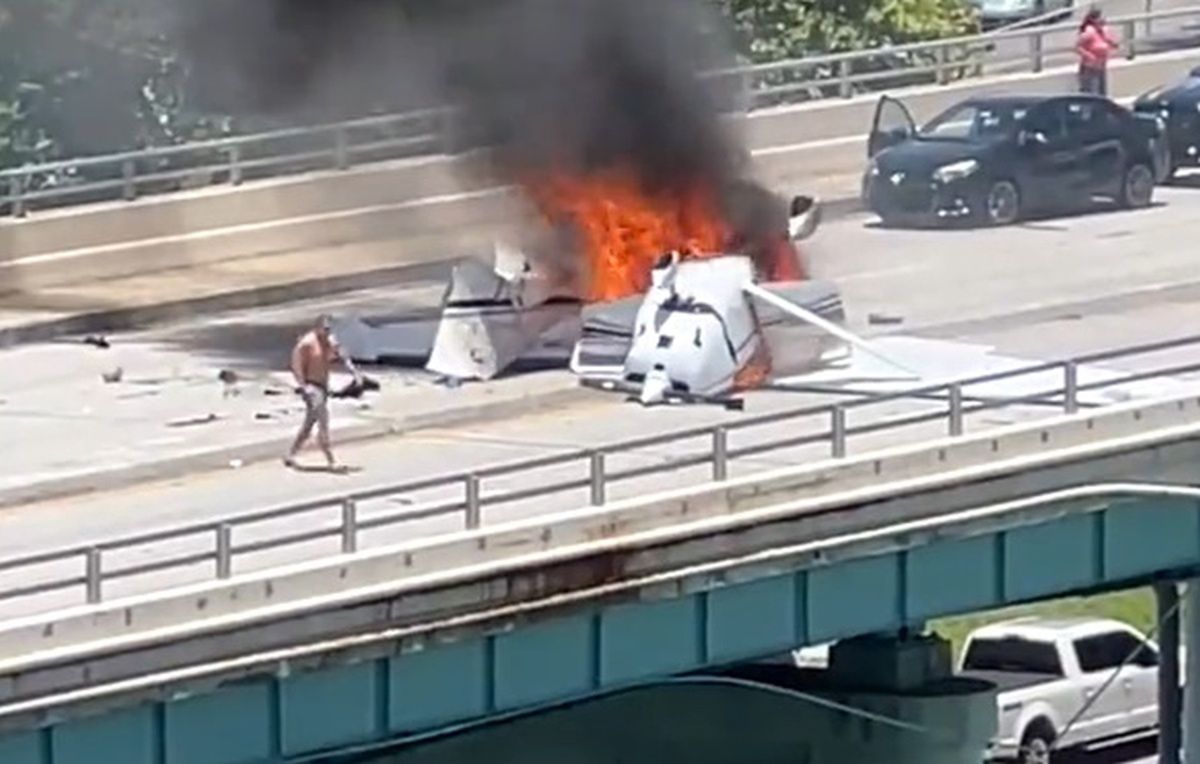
[1151,136,1172,183]
[982,179,1021,226]
[1119,162,1155,209]
[1019,723,1056,764]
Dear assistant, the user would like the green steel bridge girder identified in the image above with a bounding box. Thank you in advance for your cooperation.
[2,491,1199,764]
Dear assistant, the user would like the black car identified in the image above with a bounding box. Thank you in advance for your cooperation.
[863,94,1162,227]
[1134,65,1200,181]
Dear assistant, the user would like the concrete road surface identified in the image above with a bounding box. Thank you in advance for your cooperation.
[4,184,1200,618]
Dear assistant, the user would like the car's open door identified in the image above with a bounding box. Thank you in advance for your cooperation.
[868,95,917,159]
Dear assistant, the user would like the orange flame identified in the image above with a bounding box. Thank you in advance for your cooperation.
[733,342,773,391]
[527,170,730,302]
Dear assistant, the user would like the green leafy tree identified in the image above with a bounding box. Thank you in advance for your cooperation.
[0,0,229,169]
[720,0,979,62]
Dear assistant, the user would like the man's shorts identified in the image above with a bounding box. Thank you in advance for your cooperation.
[299,383,329,421]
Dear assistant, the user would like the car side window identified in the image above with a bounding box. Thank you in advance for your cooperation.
[1063,99,1112,142]
[1074,631,1152,672]
[1075,633,1121,672]
[1099,101,1128,132]
[1023,103,1065,142]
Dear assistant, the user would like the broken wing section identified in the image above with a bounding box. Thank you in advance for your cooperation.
[425,254,582,380]
[750,279,850,378]
[332,245,583,381]
[569,296,644,382]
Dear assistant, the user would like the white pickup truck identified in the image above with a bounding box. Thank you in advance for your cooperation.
[959,617,1162,764]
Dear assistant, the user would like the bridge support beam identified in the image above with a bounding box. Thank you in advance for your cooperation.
[1157,582,1181,764]
[1185,580,1200,763]
[817,633,996,764]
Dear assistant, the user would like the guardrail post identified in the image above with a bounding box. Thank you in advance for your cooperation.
[333,127,349,171]
[215,524,233,579]
[740,69,755,113]
[712,427,729,481]
[837,59,852,99]
[8,173,25,218]
[341,499,358,554]
[85,548,102,604]
[228,145,243,186]
[121,159,136,201]
[830,406,847,458]
[937,44,950,85]
[589,452,606,506]
[948,384,965,437]
[464,475,482,529]
[1124,20,1137,60]
[1029,32,1044,73]
[1145,0,1153,37]
[1063,361,1079,414]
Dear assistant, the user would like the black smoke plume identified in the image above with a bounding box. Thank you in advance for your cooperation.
[179,0,792,264]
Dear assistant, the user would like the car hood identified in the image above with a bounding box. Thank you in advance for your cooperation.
[1136,78,1200,109]
[873,139,992,176]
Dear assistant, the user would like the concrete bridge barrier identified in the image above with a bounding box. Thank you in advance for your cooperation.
[0,392,1196,710]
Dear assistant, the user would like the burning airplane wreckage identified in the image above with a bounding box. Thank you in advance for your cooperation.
[330,193,850,406]
[331,182,1196,410]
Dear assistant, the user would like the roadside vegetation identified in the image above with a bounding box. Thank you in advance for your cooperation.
[932,588,1158,658]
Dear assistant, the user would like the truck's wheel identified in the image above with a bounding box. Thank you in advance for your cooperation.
[1019,724,1055,764]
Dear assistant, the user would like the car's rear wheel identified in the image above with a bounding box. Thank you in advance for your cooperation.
[1119,162,1155,209]
[983,179,1021,226]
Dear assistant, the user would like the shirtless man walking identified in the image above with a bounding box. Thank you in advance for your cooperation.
[284,315,362,471]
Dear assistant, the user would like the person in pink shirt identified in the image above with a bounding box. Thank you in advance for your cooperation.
[1077,8,1118,95]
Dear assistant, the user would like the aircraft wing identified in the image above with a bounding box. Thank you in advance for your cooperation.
[751,280,846,326]
[331,256,583,376]
[569,296,645,379]
[329,314,439,365]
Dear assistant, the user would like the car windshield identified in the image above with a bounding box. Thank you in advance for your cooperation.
[919,102,1028,141]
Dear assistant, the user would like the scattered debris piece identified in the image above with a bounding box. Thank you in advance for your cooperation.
[167,413,221,428]
[101,367,124,384]
[229,459,245,469]
[332,375,382,400]
[868,313,904,326]
[264,388,287,397]
[117,390,161,401]
[84,335,110,349]
[434,375,463,389]
[254,412,274,421]
[219,369,241,399]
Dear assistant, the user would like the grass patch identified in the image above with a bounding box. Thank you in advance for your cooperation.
[930,587,1157,659]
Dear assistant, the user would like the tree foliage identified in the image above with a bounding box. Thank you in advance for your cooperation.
[0,0,228,168]
[719,0,979,63]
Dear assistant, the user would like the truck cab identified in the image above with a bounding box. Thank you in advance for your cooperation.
[959,617,1160,763]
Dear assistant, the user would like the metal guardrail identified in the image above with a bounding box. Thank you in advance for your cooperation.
[2,5,1197,218]
[2,333,1199,612]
